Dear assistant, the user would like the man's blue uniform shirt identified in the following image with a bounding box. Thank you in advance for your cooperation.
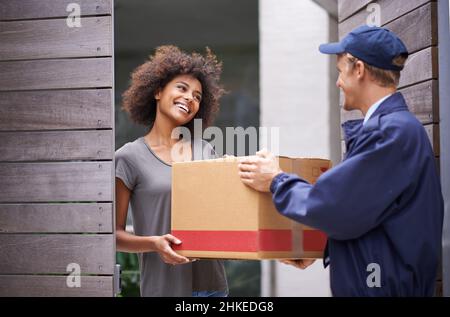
[270,92,443,296]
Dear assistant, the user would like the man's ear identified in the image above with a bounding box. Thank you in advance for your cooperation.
[355,60,365,80]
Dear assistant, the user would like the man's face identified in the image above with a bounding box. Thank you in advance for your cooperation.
[336,54,359,111]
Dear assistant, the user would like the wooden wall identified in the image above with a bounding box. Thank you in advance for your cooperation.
[338,0,439,154]
[0,0,115,296]
[337,0,441,294]
[338,0,439,158]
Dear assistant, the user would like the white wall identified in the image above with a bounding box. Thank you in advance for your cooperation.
[259,0,339,297]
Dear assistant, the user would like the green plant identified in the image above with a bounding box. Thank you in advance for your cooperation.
[224,260,261,297]
[116,252,140,297]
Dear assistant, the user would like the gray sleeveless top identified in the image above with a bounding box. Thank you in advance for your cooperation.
[115,137,228,297]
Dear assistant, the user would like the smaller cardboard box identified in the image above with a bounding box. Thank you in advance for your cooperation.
[171,156,331,260]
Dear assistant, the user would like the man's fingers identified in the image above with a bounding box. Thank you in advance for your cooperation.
[238,164,257,172]
[239,171,254,179]
[239,156,259,164]
[256,149,269,158]
[240,178,254,186]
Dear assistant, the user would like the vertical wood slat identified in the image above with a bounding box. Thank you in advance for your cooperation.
[0,130,114,161]
[437,0,450,298]
[0,17,112,61]
[0,275,113,297]
[0,0,112,21]
[0,162,113,202]
[0,89,113,131]
[0,58,113,91]
[424,124,440,156]
[0,203,113,233]
[0,234,114,274]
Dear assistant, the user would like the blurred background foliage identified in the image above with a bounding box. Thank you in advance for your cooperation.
[116,252,261,297]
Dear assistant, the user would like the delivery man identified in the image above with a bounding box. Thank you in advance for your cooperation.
[238,25,444,296]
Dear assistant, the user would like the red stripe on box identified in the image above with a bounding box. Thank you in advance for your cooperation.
[172,230,326,252]
[172,230,259,252]
[303,230,327,251]
[259,229,292,251]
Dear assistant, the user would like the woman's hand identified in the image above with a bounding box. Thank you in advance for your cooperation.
[279,259,316,270]
[153,234,191,265]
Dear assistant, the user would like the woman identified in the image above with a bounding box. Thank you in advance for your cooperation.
[115,46,228,297]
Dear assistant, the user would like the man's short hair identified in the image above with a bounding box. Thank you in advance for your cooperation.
[343,53,408,87]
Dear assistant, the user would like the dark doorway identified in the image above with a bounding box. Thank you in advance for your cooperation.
[114,0,260,296]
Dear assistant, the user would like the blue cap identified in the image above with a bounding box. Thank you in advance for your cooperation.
[319,25,408,71]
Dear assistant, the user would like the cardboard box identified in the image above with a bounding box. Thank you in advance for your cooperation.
[171,156,331,260]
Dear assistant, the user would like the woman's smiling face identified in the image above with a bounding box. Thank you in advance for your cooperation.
[155,74,203,126]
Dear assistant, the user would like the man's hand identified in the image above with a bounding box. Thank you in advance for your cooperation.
[279,259,316,270]
[238,149,283,192]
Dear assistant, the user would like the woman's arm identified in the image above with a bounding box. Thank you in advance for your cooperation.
[115,178,190,264]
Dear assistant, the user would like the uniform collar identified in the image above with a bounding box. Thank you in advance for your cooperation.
[342,92,408,141]
[363,94,392,125]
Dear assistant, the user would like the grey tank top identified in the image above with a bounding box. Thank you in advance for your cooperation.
[115,137,228,297]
